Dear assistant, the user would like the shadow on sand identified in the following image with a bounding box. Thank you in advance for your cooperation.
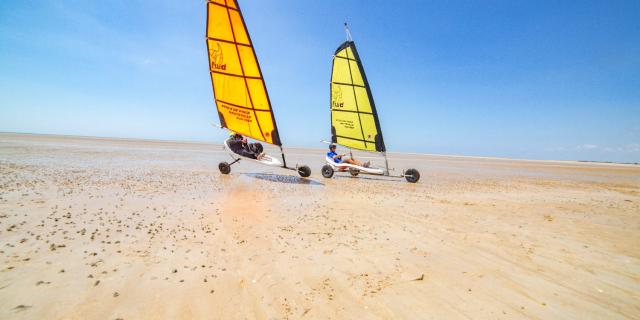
[244,173,324,186]
[332,173,403,183]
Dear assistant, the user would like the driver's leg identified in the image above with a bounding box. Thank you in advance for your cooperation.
[344,158,363,166]
[239,149,257,159]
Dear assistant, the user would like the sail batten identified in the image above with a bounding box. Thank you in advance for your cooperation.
[206,0,281,145]
[330,41,385,152]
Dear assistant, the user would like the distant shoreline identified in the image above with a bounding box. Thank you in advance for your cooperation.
[1,131,637,166]
[578,160,639,166]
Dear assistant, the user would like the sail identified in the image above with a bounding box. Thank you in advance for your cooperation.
[206,0,281,145]
[330,41,385,152]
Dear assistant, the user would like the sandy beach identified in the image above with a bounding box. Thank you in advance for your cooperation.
[0,132,638,319]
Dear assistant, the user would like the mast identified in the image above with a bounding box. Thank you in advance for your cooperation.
[344,22,353,42]
[383,152,390,175]
[280,147,287,168]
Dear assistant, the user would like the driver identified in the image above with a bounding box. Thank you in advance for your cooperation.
[327,144,369,167]
[228,134,265,160]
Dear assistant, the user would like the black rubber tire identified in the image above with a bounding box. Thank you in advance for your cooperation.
[405,168,420,183]
[218,162,231,175]
[349,168,360,177]
[321,164,334,178]
[297,165,311,178]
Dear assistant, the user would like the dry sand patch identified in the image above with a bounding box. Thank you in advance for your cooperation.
[0,133,639,319]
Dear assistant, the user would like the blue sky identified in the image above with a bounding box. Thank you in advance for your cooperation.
[1,0,639,162]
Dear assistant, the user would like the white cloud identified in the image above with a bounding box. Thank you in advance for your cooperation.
[603,144,640,153]
[576,144,598,150]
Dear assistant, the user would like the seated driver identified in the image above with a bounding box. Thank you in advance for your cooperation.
[228,134,265,160]
[327,144,369,167]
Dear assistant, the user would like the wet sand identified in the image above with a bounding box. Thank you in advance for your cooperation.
[0,133,638,319]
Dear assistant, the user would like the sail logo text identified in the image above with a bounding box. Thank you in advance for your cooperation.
[210,42,227,71]
[332,86,344,108]
[220,103,252,123]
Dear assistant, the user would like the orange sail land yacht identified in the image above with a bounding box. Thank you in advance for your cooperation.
[205,0,311,177]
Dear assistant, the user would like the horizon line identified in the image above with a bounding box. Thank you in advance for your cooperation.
[0,131,637,167]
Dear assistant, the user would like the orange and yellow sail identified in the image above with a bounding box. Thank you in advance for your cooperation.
[206,0,281,145]
[330,41,386,152]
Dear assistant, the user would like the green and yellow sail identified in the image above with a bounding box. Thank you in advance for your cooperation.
[330,41,386,152]
[206,0,281,145]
